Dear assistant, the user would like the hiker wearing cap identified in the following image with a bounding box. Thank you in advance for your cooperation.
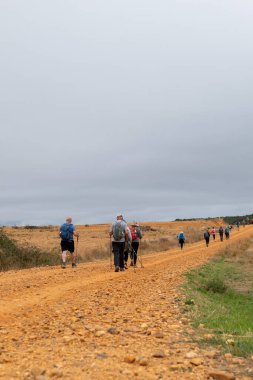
[59,217,79,269]
[204,229,210,247]
[177,231,185,250]
[109,214,128,272]
[124,227,132,269]
[130,223,142,266]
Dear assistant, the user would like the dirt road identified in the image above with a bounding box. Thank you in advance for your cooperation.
[1,227,253,379]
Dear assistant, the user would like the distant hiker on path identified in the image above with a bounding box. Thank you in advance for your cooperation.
[177,231,185,250]
[130,223,143,266]
[124,226,132,269]
[225,227,230,240]
[211,227,216,240]
[60,217,79,269]
[204,229,210,247]
[109,214,128,272]
[219,226,224,242]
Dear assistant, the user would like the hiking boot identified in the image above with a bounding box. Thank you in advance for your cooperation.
[61,262,66,269]
[72,263,77,268]
[115,266,119,272]
[120,267,124,272]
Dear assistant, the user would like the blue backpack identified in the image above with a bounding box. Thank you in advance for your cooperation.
[60,223,74,241]
[178,232,185,240]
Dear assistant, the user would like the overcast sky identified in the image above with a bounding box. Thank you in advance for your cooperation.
[1,0,253,225]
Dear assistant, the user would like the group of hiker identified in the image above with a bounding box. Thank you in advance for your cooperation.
[109,214,142,272]
[177,225,233,249]
[59,215,142,271]
[59,217,239,270]
[203,226,232,247]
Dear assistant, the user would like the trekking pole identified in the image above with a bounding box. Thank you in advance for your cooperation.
[139,240,144,268]
[109,236,112,269]
[131,247,137,273]
[76,235,79,265]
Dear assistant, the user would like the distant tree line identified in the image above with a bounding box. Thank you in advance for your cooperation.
[175,213,253,225]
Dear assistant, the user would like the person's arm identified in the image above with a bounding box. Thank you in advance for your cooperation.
[73,225,79,238]
[125,226,128,241]
[109,224,113,237]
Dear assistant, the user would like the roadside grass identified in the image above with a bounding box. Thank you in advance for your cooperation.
[182,238,253,357]
[0,229,60,271]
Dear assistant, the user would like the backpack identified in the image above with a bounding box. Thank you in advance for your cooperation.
[204,231,210,239]
[130,227,138,240]
[178,232,184,240]
[112,221,124,241]
[60,223,73,241]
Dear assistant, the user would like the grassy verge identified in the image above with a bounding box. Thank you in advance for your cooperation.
[182,238,253,357]
[0,229,60,271]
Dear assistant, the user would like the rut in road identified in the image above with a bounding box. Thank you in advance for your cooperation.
[0,226,252,380]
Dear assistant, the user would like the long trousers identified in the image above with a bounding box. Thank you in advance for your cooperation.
[131,241,139,265]
[112,242,125,269]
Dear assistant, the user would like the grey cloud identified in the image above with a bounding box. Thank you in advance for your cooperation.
[1,0,253,225]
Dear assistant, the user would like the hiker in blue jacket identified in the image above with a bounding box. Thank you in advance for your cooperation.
[60,217,79,269]
[177,231,185,250]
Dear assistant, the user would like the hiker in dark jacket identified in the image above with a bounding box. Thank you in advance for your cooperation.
[225,227,230,240]
[109,214,128,272]
[130,223,142,266]
[177,231,185,250]
[219,226,224,242]
[204,229,210,247]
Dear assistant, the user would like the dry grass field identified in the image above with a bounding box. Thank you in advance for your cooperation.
[4,219,224,262]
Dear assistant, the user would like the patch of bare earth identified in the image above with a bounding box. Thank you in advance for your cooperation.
[0,226,253,379]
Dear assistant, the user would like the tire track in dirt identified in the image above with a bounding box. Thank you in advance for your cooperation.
[0,226,253,379]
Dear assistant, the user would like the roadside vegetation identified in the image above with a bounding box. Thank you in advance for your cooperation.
[182,238,253,357]
[0,228,59,271]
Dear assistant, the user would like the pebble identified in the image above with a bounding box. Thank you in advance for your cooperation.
[154,331,164,339]
[124,356,136,364]
[107,327,118,335]
[208,370,235,380]
[185,351,198,359]
[138,358,148,366]
[190,358,204,366]
[153,350,165,358]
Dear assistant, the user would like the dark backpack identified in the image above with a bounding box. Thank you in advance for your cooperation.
[112,221,124,241]
[60,223,73,241]
[204,231,210,239]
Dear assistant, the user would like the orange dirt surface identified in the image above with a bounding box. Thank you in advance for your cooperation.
[0,224,253,379]
[4,219,224,256]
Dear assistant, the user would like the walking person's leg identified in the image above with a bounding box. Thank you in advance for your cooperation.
[112,242,120,271]
[132,242,139,265]
[61,240,68,268]
[119,242,125,271]
[69,241,77,268]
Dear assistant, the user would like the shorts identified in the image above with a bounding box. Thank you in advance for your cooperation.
[61,240,75,253]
